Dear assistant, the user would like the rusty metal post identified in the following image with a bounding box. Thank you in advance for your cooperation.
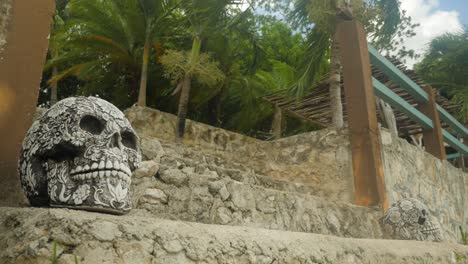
[0,0,55,206]
[335,19,388,210]
[417,86,446,160]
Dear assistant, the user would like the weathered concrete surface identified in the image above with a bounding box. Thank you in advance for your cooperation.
[2,207,468,264]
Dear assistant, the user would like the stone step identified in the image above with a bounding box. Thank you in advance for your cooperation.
[160,152,325,196]
[141,136,329,198]
[131,159,384,239]
[1,208,466,264]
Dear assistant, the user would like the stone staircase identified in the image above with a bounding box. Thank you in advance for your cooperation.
[1,107,468,263]
[130,137,383,239]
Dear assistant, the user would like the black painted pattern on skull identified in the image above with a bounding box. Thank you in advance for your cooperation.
[381,198,443,242]
[18,97,142,214]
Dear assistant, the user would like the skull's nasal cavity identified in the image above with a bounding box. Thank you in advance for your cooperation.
[418,216,426,225]
[109,132,123,149]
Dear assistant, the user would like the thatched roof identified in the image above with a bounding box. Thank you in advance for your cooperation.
[263,58,461,137]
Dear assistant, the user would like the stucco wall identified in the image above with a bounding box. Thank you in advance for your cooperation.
[125,107,468,241]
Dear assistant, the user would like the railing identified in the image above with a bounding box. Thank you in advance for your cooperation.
[368,45,468,159]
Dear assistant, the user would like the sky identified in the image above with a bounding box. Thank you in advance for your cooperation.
[396,0,465,67]
[439,0,468,25]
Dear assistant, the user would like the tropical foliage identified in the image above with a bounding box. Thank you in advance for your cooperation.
[41,0,421,140]
[290,0,418,128]
[415,30,468,122]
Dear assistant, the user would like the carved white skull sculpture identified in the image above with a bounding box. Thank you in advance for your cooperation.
[19,97,141,214]
[382,198,442,242]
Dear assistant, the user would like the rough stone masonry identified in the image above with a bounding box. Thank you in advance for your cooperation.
[126,107,468,242]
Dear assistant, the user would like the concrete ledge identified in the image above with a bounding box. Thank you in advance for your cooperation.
[1,208,468,264]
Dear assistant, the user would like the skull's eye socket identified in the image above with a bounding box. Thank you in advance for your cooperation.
[80,115,104,135]
[121,131,137,150]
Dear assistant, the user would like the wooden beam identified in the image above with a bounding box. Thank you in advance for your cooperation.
[417,86,446,160]
[373,78,433,130]
[436,104,468,138]
[336,20,388,210]
[447,153,461,160]
[368,45,429,103]
[442,130,468,155]
[0,0,55,206]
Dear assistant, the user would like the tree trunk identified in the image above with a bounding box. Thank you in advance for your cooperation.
[137,36,150,106]
[175,36,202,143]
[329,38,343,129]
[207,79,229,126]
[175,74,191,143]
[376,96,398,137]
[271,106,283,140]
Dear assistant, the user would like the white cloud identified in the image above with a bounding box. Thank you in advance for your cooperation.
[399,0,463,68]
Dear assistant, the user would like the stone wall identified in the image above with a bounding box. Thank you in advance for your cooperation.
[126,108,355,202]
[125,106,259,153]
[380,130,468,242]
[126,107,468,242]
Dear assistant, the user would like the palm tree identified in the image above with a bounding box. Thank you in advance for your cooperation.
[160,0,251,142]
[48,0,177,107]
[416,30,468,123]
[48,13,65,105]
[292,0,412,129]
[136,0,179,106]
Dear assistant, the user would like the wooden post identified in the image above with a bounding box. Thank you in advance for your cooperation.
[272,106,283,140]
[0,0,55,206]
[336,19,388,210]
[417,86,446,160]
[461,138,467,171]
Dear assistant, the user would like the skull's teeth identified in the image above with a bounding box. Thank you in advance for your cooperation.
[122,165,131,175]
[72,170,131,183]
[71,161,132,183]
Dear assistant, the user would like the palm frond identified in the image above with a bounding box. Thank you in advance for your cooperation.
[289,28,330,98]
